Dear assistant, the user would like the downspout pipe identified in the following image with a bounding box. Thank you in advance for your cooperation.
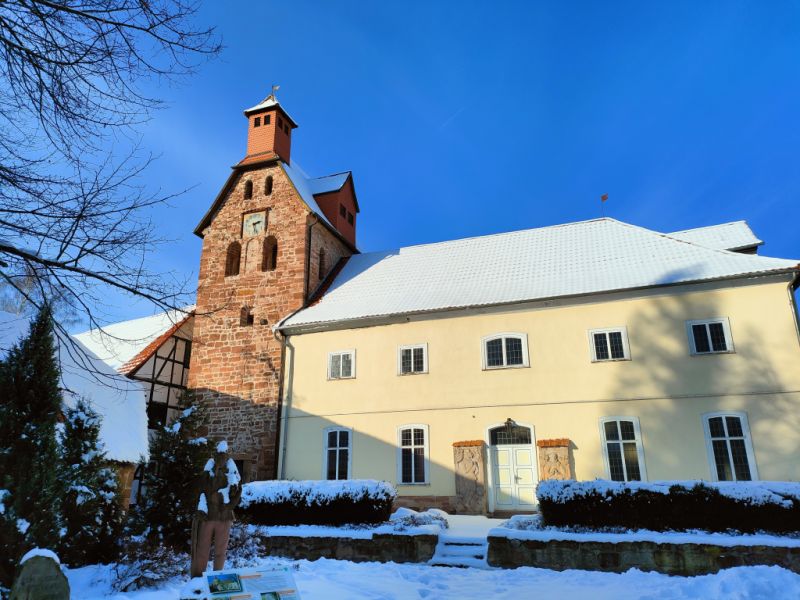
[273,217,320,479]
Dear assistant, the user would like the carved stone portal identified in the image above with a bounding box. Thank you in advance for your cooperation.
[453,441,486,514]
[536,438,573,480]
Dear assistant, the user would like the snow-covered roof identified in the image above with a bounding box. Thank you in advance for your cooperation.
[307,172,350,196]
[667,221,763,252]
[0,312,148,463]
[74,307,193,370]
[281,218,798,330]
[242,95,298,127]
[281,161,336,229]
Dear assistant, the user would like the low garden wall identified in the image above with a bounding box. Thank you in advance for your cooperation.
[253,532,438,564]
[487,535,800,575]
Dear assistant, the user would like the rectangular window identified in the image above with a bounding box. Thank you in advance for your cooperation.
[347,212,354,225]
[589,327,630,361]
[264,114,271,125]
[324,428,351,480]
[278,117,283,128]
[398,425,428,484]
[328,350,355,380]
[482,334,529,369]
[703,413,757,481]
[600,417,646,481]
[340,204,347,217]
[254,116,261,127]
[398,344,428,375]
[687,318,733,355]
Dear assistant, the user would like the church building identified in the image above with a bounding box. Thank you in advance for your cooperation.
[81,94,800,515]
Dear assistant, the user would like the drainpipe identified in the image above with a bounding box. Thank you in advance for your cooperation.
[788,267,800,350]
[273,218,320,479]
[272,326,288,480]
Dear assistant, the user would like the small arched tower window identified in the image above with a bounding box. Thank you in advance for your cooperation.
[240,306,254,327]
[244,180,253,200]
[318,248,326,281]
[265,175,273,196]
[262,236,278,272]
[225,241,241,277]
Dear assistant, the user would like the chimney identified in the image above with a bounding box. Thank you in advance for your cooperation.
[242,92,297,164]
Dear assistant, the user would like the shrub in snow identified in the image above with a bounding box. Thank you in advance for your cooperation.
[112,539,187,592]
[136,393,212,548]
[59,398,124,566]
[239,480,396,526]
[537,480,800,533]
[0,306,66,586]
[389,507,449,532]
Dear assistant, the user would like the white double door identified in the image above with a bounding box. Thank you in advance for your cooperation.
[490,443,537,511]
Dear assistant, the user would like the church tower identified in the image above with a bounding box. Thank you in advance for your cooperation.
[188,92,360,480]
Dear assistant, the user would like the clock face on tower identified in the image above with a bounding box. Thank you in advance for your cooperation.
[242,211,266,237]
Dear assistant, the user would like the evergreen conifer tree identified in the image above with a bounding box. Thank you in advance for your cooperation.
[139,393,211,549]
[59,398,124,566]
[0,305,65,585]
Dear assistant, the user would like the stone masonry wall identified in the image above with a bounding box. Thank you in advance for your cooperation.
[487,536,800,575]
[256,533,438,564]
[189,162,352,481]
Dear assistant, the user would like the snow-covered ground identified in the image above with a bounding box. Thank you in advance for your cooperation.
[67,557,800,599]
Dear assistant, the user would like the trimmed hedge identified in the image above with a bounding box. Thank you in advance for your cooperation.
[239,480,396,526]
[537,480,800,534]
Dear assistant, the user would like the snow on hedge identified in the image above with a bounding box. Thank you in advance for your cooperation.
[493,514,800,548]
[537,479,800,507]
[240,480,396,508]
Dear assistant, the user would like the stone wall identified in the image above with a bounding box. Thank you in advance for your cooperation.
[487,536,800,575]
[394,495,456,513]
[190,162,352,480]
[256,533,438,564]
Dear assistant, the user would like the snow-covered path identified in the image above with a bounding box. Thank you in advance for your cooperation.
[68,557,800,599]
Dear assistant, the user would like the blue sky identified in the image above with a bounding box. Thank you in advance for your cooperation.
[99,0,800,325]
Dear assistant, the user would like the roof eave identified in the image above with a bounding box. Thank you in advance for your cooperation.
[278,268,800,335]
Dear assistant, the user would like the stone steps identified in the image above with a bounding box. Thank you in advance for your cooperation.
[430,538,490,569]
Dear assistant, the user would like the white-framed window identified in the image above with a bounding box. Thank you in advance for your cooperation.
[686,318,734,355]
[599,417,647,481]
[397,424,429,484]
[323,427,351,480]
[702,412,758,481]
[398,344,428,375]
[328,350,355,380]
[481,333,529,369]
[589,327,631,362]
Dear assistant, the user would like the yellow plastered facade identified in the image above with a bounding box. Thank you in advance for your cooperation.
[279,276,800,508]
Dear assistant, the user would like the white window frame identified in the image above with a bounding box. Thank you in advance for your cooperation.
[702,411,758,481]
[481,333,530,370]
[397,343,429,375]
[396,424,430,485]
[588,327,631,362]
[322,426,352,480]
[599,416,647,481]
[327,349,356,380]
[686,318,734,355]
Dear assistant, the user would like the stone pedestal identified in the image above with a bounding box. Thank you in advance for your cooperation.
[10,553,69,600]
[536,438,573,480]
[452,441,486,514]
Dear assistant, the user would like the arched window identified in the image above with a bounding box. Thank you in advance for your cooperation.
[243,180,253,200]
[318,248,326,281]
[240,306,254,327]
[265,175,273,196]
[482,333,529,369]
[262,236,278,272]
[225,241,241,277]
